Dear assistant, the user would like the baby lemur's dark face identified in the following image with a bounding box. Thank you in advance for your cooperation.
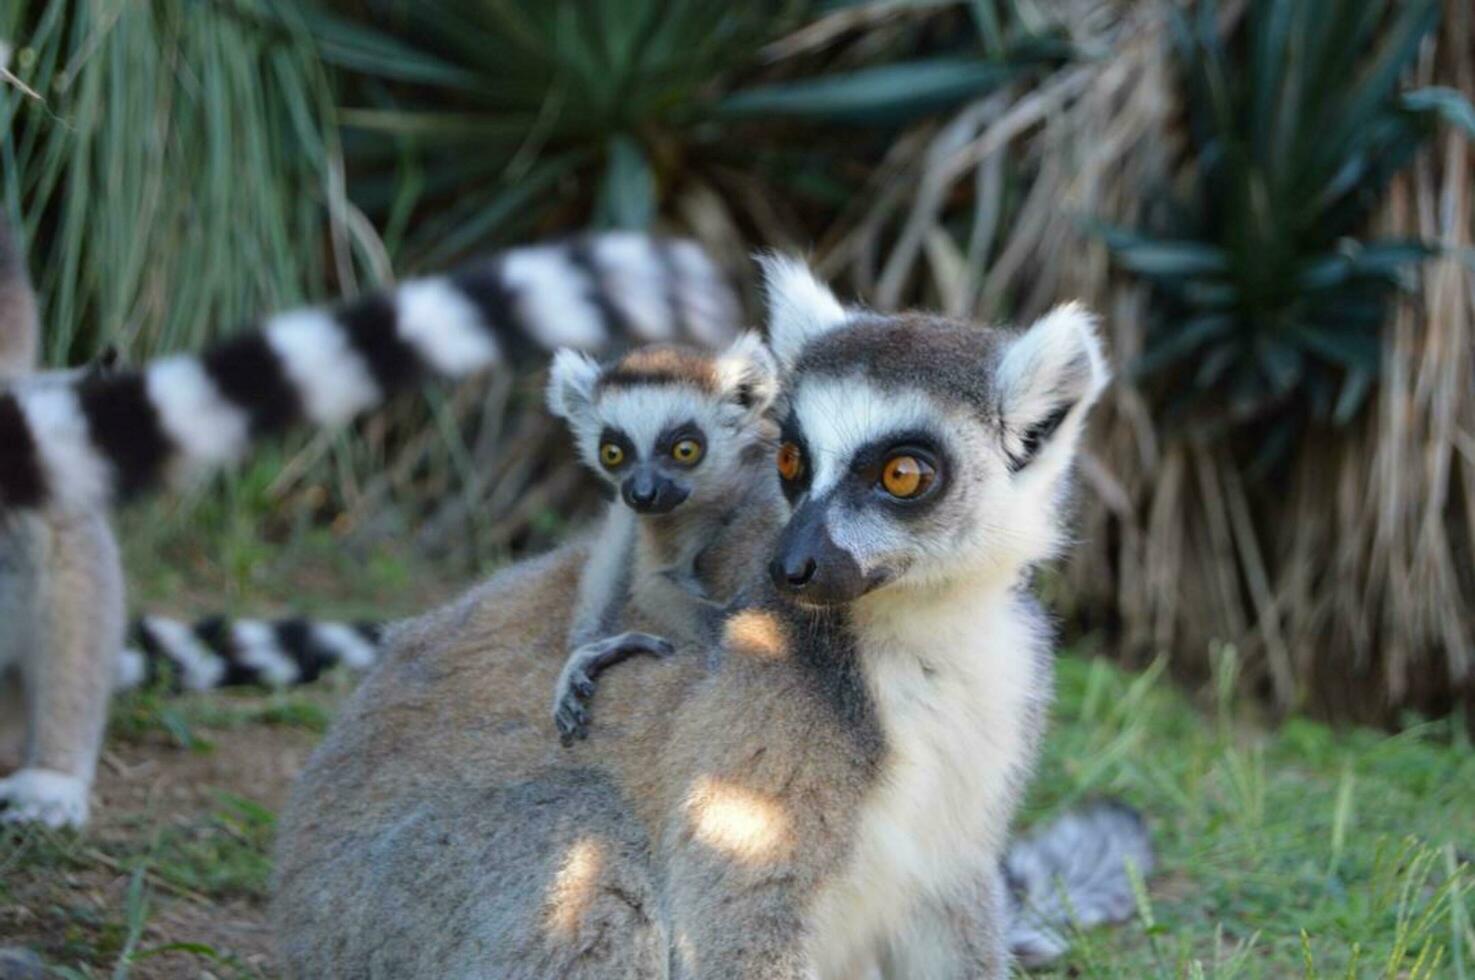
[593,411,707,514]
[547,335,779,517]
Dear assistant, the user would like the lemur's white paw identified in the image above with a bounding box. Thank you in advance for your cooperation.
[0,768,91,829]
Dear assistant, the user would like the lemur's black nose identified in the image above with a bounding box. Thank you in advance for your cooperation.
[771,555,817,589]
[621,470,689,514]
[624,482,658,509]
[770,502,873,605]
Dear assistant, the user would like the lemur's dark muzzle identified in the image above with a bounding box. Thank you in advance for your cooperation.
[769,503,869,606]
[621,468,689,515]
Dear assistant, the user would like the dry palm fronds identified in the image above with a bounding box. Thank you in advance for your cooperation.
[816,0,1475,727]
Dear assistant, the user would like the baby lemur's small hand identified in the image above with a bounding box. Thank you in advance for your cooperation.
[553,632,674,745]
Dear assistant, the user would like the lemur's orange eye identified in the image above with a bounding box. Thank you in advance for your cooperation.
[671,438,704,466]
[599,443,625,469]
[777,442,804,482]
[880,454,934,499]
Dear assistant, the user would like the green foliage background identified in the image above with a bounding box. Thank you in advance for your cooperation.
[3,0,1473,715]
[2,3,1474,975]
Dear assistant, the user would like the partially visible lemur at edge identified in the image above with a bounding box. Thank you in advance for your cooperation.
[0,218,739,827]
[0,216,125,830]
[274,258,1152,975]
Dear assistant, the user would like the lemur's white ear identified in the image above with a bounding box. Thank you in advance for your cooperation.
[757,253,848,370]
[713,331,780,416]
[546,348,602,421]
[997,303,1110,471]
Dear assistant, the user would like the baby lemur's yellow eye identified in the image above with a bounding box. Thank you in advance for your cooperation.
[671,438,704,466]
[880,454,935,499]
[777,442,804,482]
[599,443,625,469]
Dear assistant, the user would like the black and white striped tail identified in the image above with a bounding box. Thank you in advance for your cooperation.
[118,615,386,692]
[1004,800,1156,966]
[0,234,741,515]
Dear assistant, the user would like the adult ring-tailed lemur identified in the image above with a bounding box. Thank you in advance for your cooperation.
[274,257,1156,974]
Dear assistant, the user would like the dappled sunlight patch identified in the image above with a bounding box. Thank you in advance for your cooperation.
[682,775,792,865]
[672,927,699,976]
[723,609,789,662]
[543,836,606,939]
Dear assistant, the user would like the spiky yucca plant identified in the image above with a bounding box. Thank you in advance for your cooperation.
[304,0,1063,268]
[1082,0,1475,721]
[1105,0,1474,466]
[299,0,809,266]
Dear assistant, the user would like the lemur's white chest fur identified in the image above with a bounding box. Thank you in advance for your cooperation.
[807,574,1046,974]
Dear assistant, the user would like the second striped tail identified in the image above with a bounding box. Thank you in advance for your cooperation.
[119,615,387,693]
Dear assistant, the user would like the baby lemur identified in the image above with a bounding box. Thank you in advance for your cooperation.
[0,223,739,828]
[544,334,784,741]
[275,259,1122,976]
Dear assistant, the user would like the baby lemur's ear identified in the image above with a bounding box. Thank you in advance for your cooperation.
[546,348,602,422]
[714,332,779,416]
[996,303,1110,473]
[757,253,848,371]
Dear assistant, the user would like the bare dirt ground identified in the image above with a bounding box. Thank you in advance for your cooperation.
[1,686,349,979]
[3,516,469,979]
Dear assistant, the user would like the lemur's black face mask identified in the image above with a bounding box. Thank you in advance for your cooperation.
[768,499,886,607]
[599,420,705,515]
[770,422,947,607]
